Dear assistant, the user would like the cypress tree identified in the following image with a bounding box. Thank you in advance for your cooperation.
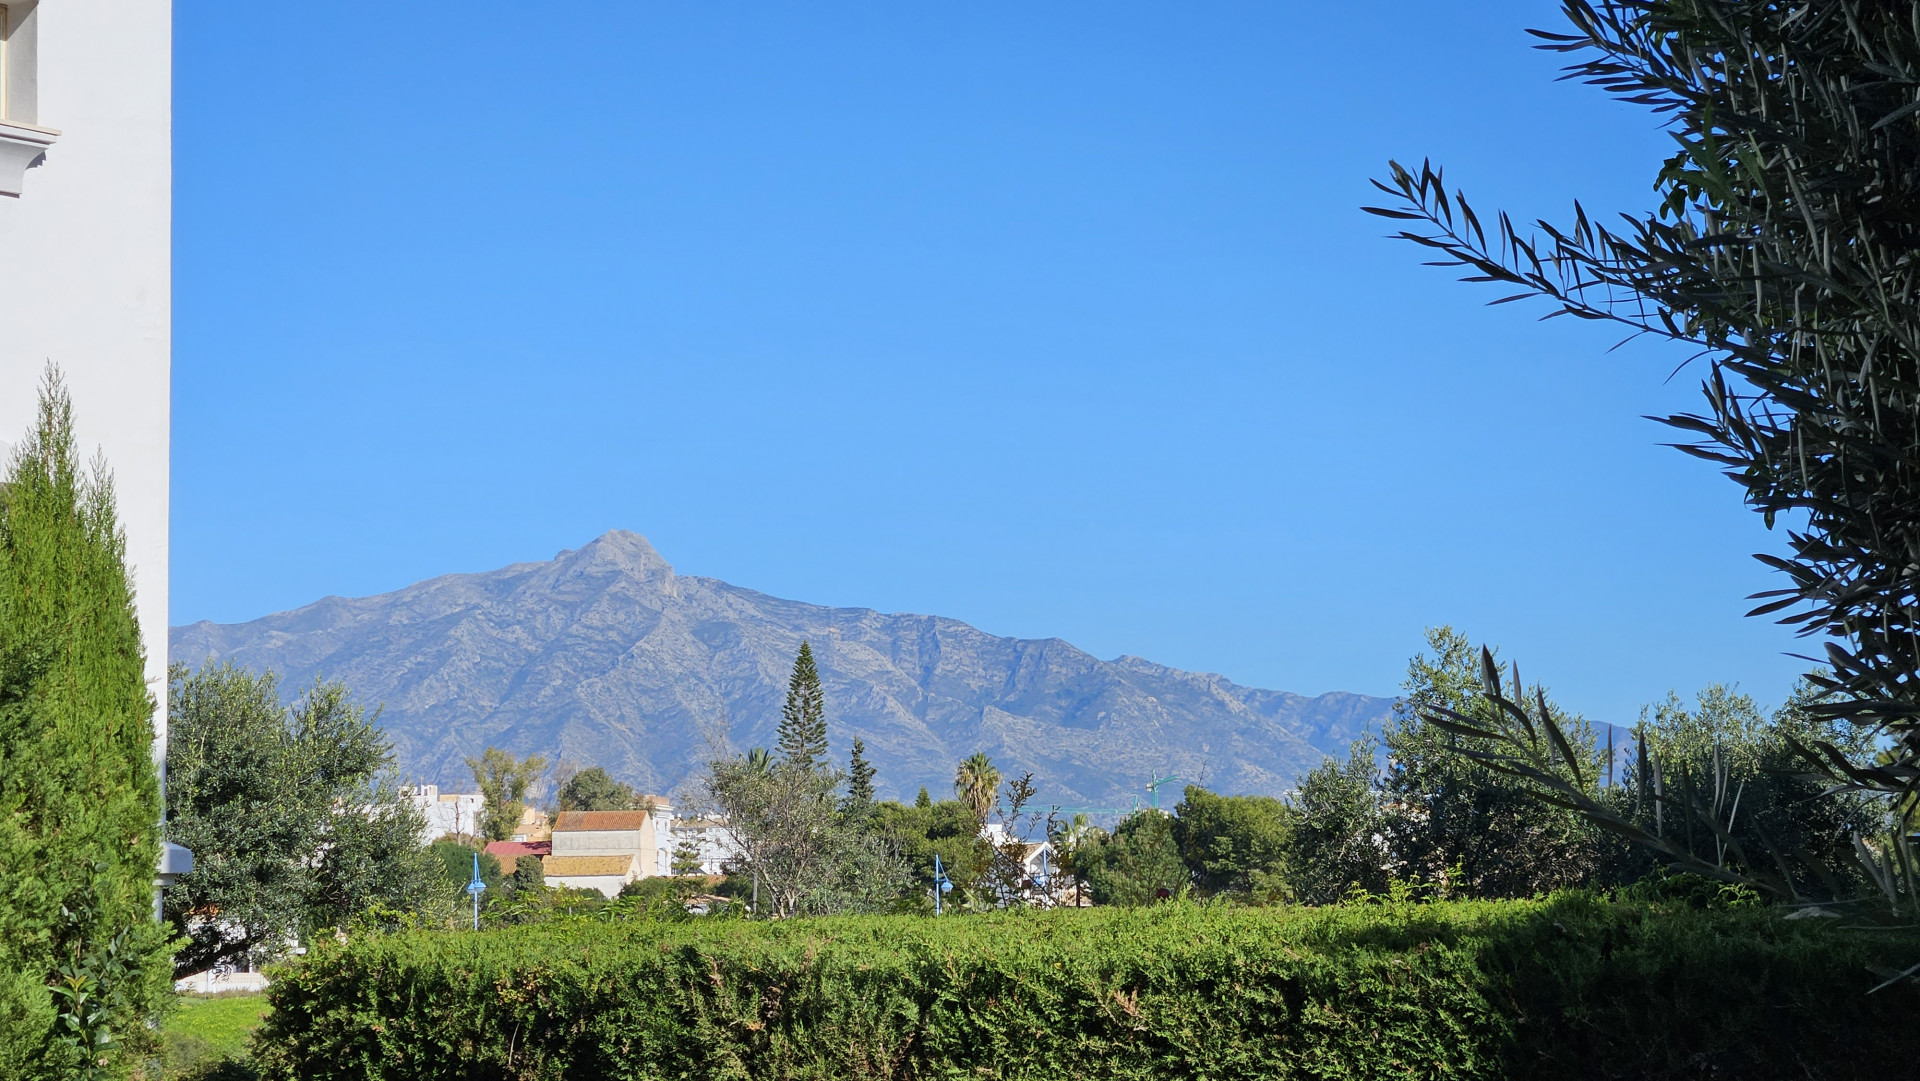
[845,737,876,809]
[0,371,174,1078]
[776,640,827,771]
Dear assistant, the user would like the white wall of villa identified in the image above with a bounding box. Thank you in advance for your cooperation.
[0,3,173,762]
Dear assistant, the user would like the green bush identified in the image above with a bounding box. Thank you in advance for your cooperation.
[1,373,175,1077]
[250,896,1920,1080]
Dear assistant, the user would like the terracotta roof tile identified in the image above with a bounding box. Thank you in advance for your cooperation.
[542,854,637,877]
[484,841,551,859]
[553,810,650,832]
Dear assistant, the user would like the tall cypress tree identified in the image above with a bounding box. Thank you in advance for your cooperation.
[0,371,174,1078]
[845,737,876,810]
[776,640,827,771]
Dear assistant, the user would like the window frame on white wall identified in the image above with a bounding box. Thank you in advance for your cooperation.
[0,0,58,198]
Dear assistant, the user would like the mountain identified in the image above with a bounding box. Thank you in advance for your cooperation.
[169,531,1394,808]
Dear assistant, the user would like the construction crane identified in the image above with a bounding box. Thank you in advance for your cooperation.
[1146,772,1179,810]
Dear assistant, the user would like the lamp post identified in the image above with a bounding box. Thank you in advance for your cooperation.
[1032,846,1051,908]
[466,851,487,931]
[933,854,952,916]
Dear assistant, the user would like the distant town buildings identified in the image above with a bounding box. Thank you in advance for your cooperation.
[408,782,754,895]
[404,785,553,845]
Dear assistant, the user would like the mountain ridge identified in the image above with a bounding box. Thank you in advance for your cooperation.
[169,531,1394,807]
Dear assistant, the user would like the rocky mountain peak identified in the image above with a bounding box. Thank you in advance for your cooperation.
[169,535,1394,805]
[553,530,675,587]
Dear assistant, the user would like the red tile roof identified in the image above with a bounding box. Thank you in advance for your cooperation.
[553,810,651,832]
[484,840,551,860]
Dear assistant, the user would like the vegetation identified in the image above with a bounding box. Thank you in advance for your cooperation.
[1170,786,1293,900]
[552,766,637,812]
[1287,739,1390,904]
[160,993,269,1081]
[166,663,442,977]
[250,897,1920,1080]
[774,640,827,771]
[1077,809,1188,906]
[701,642,911,917]
[870,794,980,905]
[1288,628,1881,905]
[1369,0,1920,902]
[0,372,175,1079]
[953,751,999,825]
[430,842,500,895]
[464,748,547,842]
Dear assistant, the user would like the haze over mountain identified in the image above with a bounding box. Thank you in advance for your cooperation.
[170,531,1394,808]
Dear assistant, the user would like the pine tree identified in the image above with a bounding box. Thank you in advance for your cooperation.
[915,786,933,809]
[845,737,876,810]
[0,370,175,1077]
[776,640,827,771]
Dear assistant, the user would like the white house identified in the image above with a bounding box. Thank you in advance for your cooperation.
[402,785,486,843]
[0,3,188,893]
[670,816,744,876]
[545,802,674,894]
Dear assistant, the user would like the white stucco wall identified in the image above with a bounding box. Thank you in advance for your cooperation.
[0,5,172,763]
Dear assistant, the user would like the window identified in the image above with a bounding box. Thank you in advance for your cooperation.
[0,2,35,125]
[0,0,55,197]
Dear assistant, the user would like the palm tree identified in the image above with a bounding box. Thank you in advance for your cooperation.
[744,746,772,774]
[954,752,1000,825]
[1056,813,1098,907]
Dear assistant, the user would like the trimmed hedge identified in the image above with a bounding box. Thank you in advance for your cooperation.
[252,895,1920,1080]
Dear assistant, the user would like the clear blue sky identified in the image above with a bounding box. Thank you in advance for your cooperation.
[171,2,1809,724]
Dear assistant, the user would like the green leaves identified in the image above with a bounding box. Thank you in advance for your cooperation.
[167,663,442,977]
[248,900,1920,1080]
[0,369,172,1078]
[1370,0,1920,837]
[776,640,829,772]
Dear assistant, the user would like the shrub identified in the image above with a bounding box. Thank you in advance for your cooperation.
[251,896,1920,1080]
[0,373,175,1077]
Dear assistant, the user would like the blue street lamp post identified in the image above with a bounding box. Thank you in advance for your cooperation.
[933,854,952,916]
[466,851,487,931]
[1033,847,1051,908]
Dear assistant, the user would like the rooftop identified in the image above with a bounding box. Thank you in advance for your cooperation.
[484,840,551,860]
[553,810,651,832]
[543,854,637,877]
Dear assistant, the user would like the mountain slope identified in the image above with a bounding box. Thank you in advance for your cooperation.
[169,531,1393,807]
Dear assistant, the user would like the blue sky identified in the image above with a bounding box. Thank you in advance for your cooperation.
[172,2,1808,723]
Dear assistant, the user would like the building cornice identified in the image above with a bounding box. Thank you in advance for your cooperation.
[0,119,59,196]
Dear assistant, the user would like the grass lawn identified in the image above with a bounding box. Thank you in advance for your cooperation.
[163,992,270,1078]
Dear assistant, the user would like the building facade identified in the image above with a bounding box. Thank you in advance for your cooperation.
[545,803,675,894]
[403,785,486,843]
[0,2,182,888]
[670,816,744,876]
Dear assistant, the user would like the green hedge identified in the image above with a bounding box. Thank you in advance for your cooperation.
[252,895,1920,1080]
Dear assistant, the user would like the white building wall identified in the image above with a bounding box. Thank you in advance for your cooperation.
[671,819,744,876]
[552,828,645,857]
[0,5,173,767]
[402,785,486,843]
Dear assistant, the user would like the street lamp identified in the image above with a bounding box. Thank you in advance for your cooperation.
[1032,846,1051,908]
[465,851,487,931]
[933,854,952,916]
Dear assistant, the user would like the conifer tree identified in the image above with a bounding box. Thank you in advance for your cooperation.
[776,640,827,771]
[845,737,876,810]
[0,370,174,1077]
